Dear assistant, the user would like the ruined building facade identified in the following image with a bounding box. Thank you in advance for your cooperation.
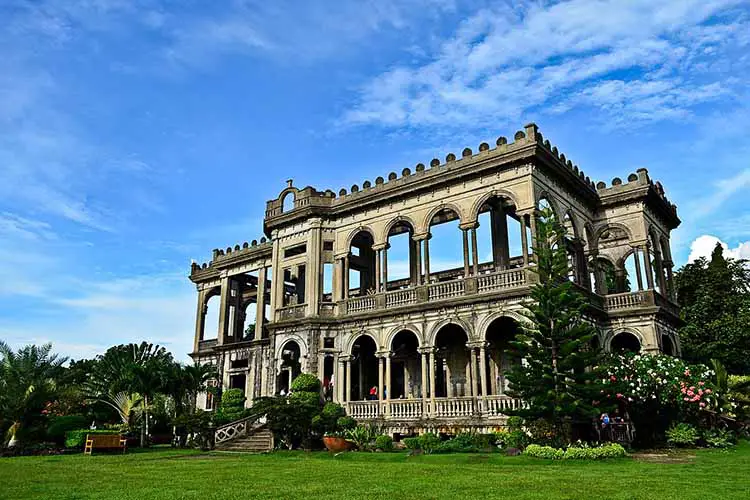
[189,123,681,433]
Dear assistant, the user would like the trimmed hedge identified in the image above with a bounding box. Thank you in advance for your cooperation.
[48,416,88,444]
[64,430,122,449]
[375,435,393,452]
[291,374,321,393]
[524,443,627,460]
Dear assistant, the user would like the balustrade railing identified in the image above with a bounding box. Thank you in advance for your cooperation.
[434,396,475,418]
[482,395,524,416]
[347,295,377,313]
[427,279,465,300]
[347,401,381,420]
[604,291,648,310]
[215,415,263,444]
[385,288,418,308]
[388,399,423,419]
[476,268,526,292]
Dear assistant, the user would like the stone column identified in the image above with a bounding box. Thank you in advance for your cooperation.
[664,260,675,299]
[469,348,479,399]
[336,356,344,403]
[520,214,529,267]
[462,228,470,277]
[385,354,392,416]
[345,357,352,403]
[632,250,643,292]
[445,355,453,398]
[383,244,389,291]
[428,349,436,415]
[471,226,479,275]
[529,212,538,259]
[642,245,654,289]
[255,267,267,340]
[343,254,350,299]
[491,204,510,270]
[414,237,423,285]
[378,356,384,403]
[375,248,382,292]
[479,344,488,396]
[217,274,231,345]
[424,235,431,284]
[193,288,207,352]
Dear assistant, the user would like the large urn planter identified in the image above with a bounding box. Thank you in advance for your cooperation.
[323,436,353,452]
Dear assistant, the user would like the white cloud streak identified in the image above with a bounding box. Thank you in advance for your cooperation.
[342,0,748,132]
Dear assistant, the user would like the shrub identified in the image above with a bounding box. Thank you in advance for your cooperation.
[47,416,88,444]
[505,430,530,450]
[64,429,122,449]
[524,443,626,460]
[438,433,496,453]
[418,432,441,454]
[506,416,524,432]
[336,416,357,431]
[289,391,320,408]
[215,389,246,424]
[402,437,421,450]
[375,435,393,452]
[701,428,736,448]
[524,444,564,460]
[346,424,378,450]
[666,423,699,447]
[291,374,321,393]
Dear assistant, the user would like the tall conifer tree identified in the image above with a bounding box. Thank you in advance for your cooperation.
[505,208,602,437]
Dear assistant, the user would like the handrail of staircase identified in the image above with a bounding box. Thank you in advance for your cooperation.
[214,411,266,445]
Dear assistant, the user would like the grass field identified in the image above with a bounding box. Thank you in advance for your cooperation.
[1,442,749,500]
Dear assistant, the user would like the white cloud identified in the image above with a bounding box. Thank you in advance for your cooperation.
[342,0,748,132]
[687,234,750,262]
[689,168,750,218]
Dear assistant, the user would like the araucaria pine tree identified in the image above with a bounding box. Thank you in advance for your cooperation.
[505,208,602,439]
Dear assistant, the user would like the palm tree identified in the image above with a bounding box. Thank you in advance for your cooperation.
[84,342,173,447]
[0,342,67,447]
[165,362,216,446]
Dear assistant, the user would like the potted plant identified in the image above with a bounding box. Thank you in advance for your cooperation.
[323,431,353,452]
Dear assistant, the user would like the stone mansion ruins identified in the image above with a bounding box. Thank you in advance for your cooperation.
[189,123,681,434]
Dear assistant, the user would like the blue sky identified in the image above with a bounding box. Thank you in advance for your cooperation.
[1,0,749,361]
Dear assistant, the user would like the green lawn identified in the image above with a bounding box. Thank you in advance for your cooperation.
[1,443,749,500]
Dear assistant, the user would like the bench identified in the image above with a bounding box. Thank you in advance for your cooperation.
[84,434,127,455]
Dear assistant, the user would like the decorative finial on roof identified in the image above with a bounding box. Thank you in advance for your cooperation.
[286,179,293,188]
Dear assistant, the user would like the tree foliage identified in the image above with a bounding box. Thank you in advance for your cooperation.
[674,243,750,374]
[0,342,68,446]
[504,208,603,440]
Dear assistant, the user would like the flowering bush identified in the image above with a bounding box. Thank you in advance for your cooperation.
[524,444,565,460]
[597,353,715,413]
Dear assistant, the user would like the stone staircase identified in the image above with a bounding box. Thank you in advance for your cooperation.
[215,427,273,452]
[213,415,273,453]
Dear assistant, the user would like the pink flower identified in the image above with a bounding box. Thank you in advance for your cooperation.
[687,391,694,397]
[610,376,617,382]
[684,369,691,376]
[689,386,695,391]
[616,393,624,399]
[699,402,706,408]
[683,397,690,401]
[699,381,705,386]
[705,389,712,394]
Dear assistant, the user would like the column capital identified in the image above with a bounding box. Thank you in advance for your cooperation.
[466,341,488,349]
[412,232,431,241]
[375,350,393,359]
[459,221,479,231]
[417,346,435,355]
[372,242,388,251]
[339,355,353,363]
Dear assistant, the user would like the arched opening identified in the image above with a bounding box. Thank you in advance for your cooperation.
[389,330,420,399]
[386,220,416,290]
[485,317,522,396]
[277,340,301,395]
[475,195,524,272]
[562,212,586,284]
[610,332,641,353]
[591,258,617,295]
[434,323,470,397]
[662,334,675,356]
[241,300,256,340]
[622,252,640,292]
[203,293,220,340]
[428,208,464,279]
[281,191,295,212]
[351,335,378,401]
[348,231,376,296]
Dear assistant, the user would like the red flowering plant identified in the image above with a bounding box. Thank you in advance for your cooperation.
[595,353,716,445]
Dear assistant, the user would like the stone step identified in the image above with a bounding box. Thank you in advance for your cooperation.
[215,429,273,452]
